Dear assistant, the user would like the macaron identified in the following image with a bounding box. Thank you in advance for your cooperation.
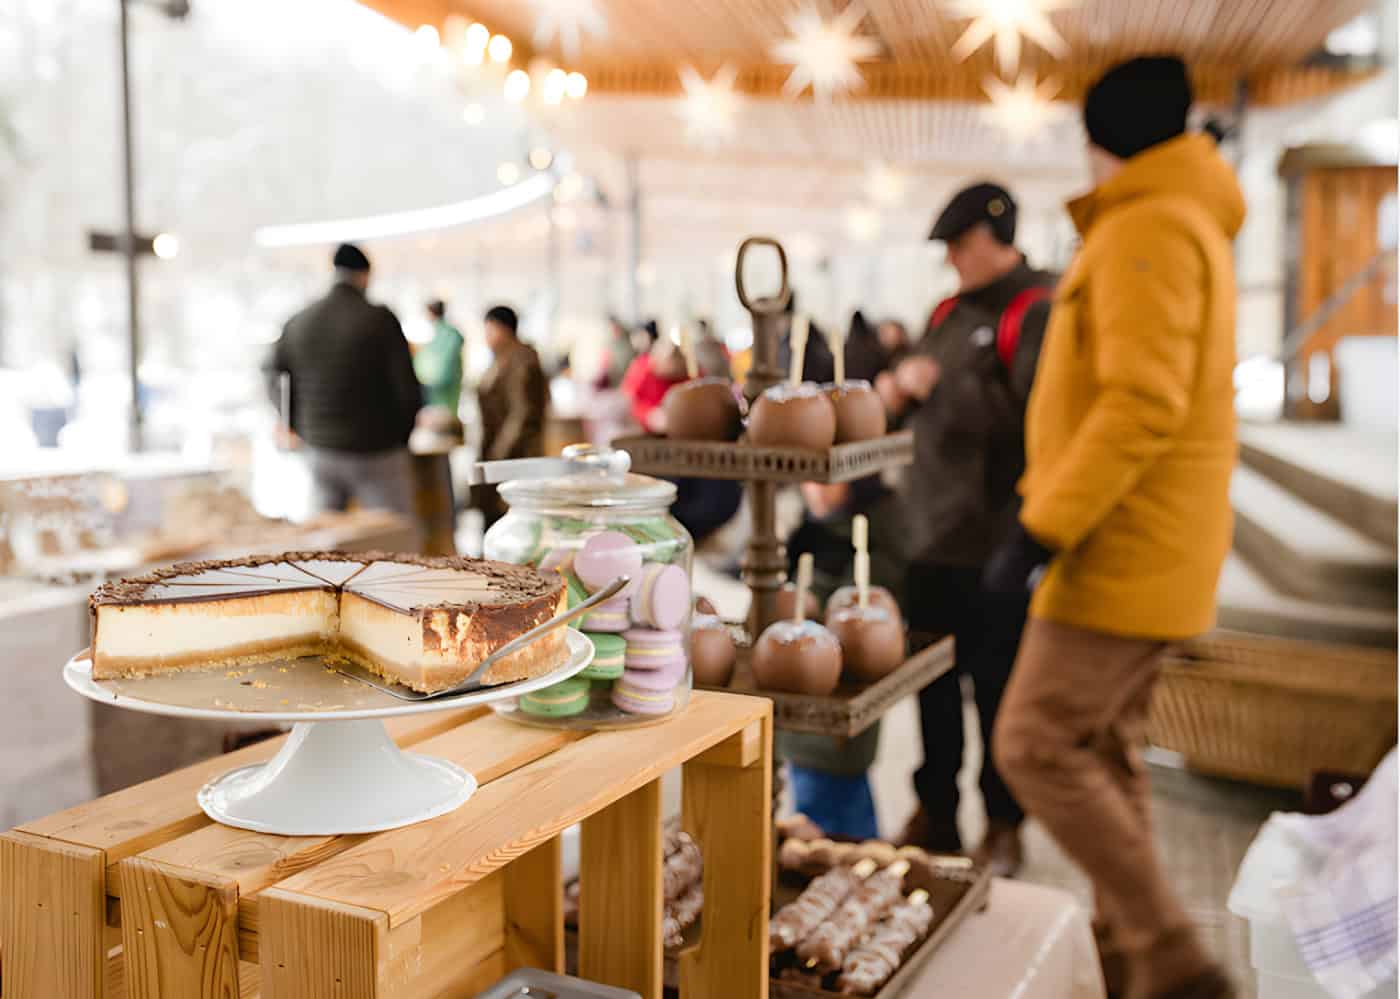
[581,632,626,680]
[632,563,690,631]
[563,573,590,610]
[612,677,677,716]
[618,658,686,690]
[584,594,632,633]
[518,676,590,717]
[575,531,644,592]
[624,628,685,671]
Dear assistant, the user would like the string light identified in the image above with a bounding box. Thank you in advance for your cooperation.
[504,69,532,102]
[414,24,440,48]
[983,73,1063,139]
[771,3,880,101]
[152,233,179,259]
[488,34,513,63]
[566,71,588,99]
[465,22,490,50]
[946,0,1070,77]
[543,67,569,105]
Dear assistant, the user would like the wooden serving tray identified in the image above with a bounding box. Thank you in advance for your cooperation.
[612,432,914,485]
[768,862,992,999]
[701,636,955,739]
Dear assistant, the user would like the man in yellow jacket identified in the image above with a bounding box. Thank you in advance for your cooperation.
[987,57,1244,999]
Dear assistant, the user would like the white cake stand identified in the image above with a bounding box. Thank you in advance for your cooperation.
[63,629,593,835]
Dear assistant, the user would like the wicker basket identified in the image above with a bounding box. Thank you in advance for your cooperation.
[1148,630,1398,788]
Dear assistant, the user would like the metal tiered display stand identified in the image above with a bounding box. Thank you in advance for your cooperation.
[616,236,955,740]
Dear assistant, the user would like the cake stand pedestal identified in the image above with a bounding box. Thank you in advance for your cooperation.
[63,628,592,835]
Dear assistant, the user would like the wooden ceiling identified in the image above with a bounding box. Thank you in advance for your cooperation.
[361,0,1375,104]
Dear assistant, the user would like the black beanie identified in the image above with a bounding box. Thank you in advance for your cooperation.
[1084,56,1191,160]
[333,242,371,272]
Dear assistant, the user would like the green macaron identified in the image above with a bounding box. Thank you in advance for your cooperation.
[563,572,589,609]
[581,632,626,680]
[518,676,590,717]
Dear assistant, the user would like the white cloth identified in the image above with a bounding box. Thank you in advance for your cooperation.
[1231,750,1398,999]
[904,879,1106,999]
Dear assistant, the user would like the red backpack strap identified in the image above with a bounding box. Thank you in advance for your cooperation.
[996,286,1052,368]
[927,295,960,333]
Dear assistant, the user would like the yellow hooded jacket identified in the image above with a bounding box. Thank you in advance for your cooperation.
[1021,133,1246,640]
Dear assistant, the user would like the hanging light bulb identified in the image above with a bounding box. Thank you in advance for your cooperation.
[565,71,588,99]
[530,0,608,60]
[770,3,880,101]
[498,162,522,185]
[414,24,441,48]
[488,34,514,63]
[945,0,1071,77]
[678,64,740,146]
[529,147,555,170]
[152,233,180,259]
[983,73,1063,140]
[465,22,490,50]
[504,69,532,102]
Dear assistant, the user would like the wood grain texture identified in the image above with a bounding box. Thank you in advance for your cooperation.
[257,890,387,999]
[399,872,505,998]
[26,710,482,867]
[693,719,763,768]
[579,780,663,999]
[269,692,767,927]
[117,858,240,999]
[503,838,563,973]
[0,830,105,999]
[679,715,772,999]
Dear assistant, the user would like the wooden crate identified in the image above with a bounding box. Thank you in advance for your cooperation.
[1,691,772,999]
[702,636,955,739]
[613,432,915,485]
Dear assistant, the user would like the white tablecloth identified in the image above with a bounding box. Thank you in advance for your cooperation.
[903,879,1106,999]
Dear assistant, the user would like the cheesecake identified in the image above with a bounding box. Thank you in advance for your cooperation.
[90,552,566,692]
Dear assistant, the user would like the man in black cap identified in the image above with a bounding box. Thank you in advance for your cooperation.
[883,181,1056,877]
[265,243,422,530]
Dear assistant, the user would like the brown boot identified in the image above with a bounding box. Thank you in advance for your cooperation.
[1143,967,1234,999]
[970,819,1024,878]
[893,806,962,853]
[1125,929,1231,999]
[1095,921,1128,999]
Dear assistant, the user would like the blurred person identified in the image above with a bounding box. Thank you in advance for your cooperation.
[776,293,836,385]
[594,315,636,390]
[473,305,548,528]
[414,299,464,414]
[886,182,1056,878]
[692,318,731,382]
[620,332,687,434]
[987,57,1243,999]
[265,243,421,521]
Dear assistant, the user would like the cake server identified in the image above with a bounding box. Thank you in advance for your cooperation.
[330,575,630,701]
[464,443,631,486]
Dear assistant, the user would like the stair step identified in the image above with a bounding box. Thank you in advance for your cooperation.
[1239,423,1397,546]
[1217,553,1397,648]
[1231,464,1396,610]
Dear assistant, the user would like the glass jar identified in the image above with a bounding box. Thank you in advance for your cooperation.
[484,455,693,729]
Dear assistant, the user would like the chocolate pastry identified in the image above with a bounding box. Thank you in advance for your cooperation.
[797,863,908,971]
[769,865,859,953]
[836,891,936,995]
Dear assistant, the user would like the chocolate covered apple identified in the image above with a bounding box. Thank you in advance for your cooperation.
[748,383,836,450]
[689,613,736,687]
[827,604,905,682]
[664,378,744,442]
[752,618,843,695]
[826,380,887,443]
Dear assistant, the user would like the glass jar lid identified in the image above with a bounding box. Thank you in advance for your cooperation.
[498,447,676,512]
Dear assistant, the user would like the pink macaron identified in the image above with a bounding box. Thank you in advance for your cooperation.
[632,563,690,631]
[617,657,687,690]
[575,531,644,592]
[611,677,677,716]
[624,628,685,671]
[584,594,633,633]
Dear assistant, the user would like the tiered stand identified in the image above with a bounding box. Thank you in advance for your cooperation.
[616,236,955,741]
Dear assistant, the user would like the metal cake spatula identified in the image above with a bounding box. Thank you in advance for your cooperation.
[331,575,629,701]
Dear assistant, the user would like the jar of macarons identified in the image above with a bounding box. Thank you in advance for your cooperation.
[483,459,693,729]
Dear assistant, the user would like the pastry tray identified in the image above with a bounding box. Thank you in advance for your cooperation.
[612,432,914,485]
[700,635,955,739]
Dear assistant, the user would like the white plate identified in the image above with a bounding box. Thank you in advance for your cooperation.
[63,628,593,723]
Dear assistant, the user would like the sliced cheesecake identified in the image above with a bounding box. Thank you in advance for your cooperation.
[90,552,566,693]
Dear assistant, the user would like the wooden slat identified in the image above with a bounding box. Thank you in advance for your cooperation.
[407,872,506,997]
[257,893,388,999]
[118,859,240,999]
[1,831,106,999]
[679,717,773,999]
[266,692,768,926]
[24,709,484,864]
[692,718,763,768]
[503,837,564,973]
[579,780,664,999]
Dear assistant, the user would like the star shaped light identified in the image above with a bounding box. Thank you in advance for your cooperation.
[678,64,741,146]
[946,0,1070,77]
[531,0,608,61]
[771,3,881,102]
[983,72,1063,141]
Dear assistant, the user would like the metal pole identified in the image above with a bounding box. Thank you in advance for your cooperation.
[119,0,143,452]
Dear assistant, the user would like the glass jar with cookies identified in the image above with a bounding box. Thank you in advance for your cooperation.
[483,454,693,728]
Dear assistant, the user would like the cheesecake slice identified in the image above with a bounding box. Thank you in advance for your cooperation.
[90,552,566,692]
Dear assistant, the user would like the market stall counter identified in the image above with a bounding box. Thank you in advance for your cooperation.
[0,690,772,999]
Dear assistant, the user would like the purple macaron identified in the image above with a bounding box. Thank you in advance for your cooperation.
[632,563,690,631]
[623,628,685,671]
[575,531,644,592]
[612,677,677,716]
[617,657,687,691]
[584,593,633,633]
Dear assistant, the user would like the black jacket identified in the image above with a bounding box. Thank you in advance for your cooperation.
[266,283,422,453]
[902,260,1056,567]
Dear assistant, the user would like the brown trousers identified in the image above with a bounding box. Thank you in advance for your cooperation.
[993,617,1212,993]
